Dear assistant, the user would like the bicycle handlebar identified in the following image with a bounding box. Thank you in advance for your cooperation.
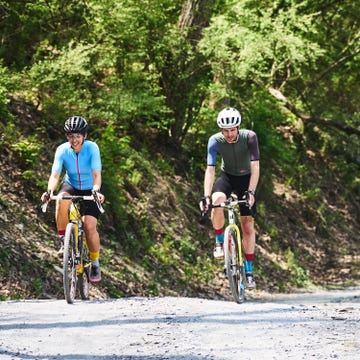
[41,192,105,214]
[201,193,254,217]
[210,198,248,209]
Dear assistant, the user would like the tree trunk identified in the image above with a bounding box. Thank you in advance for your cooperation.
[162,0,215,147]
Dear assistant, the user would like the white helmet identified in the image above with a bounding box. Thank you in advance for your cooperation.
[217,107,241,128]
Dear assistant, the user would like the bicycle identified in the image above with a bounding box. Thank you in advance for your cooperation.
[41,191,104,304]
[202,193,253,304]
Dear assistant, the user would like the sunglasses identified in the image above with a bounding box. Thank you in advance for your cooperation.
[66,134,83,140]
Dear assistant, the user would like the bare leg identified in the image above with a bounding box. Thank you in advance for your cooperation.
[84,215,102,282]
[210,192,227,230]
[240,215,255,254]
[55,191,71,233]
[83,215,100,260]
[240,215,256,288]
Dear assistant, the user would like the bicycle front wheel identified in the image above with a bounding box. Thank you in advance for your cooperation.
[78,269,90,300]
[224,225,245,304]
[63,223,77,304]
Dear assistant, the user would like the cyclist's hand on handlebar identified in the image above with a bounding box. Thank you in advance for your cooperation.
[92,189,105,204]
[41,189,52,203]
[199,196,211,215]
[98,192,105,203]
[243,190,256,208]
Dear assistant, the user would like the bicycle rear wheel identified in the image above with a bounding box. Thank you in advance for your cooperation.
[78,240,90,300]
[224,226,246,303]
[63,223,77,304]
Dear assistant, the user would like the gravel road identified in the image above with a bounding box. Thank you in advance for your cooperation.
[1,287,359,360]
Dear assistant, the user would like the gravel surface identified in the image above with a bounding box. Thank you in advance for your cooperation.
[0,287,359,360]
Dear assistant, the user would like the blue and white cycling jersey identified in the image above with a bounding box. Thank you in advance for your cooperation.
[51,140,102,190]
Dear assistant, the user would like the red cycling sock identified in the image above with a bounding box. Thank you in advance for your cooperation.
[245,253,254,262]
[57,230,65,237]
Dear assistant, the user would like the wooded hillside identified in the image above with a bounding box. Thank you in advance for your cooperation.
[0,0,359,300]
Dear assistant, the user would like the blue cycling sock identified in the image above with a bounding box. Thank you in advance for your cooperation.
[244,260,253,273]
[215,233,224,244]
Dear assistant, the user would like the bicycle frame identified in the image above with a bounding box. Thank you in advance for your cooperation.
[211,195,248,258]
[226,224,243,267]
[41,192,104,303]
[68,201,86,273]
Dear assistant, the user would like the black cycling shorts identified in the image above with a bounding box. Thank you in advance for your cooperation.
[212,171,256,216]
[58,182,101,219]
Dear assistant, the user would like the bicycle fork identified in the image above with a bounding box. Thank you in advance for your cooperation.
[228,209,243,266]
[227,224,243,264]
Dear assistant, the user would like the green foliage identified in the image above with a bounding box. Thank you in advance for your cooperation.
[303,186,322,203]
[105,283,125,298]
[32,278,43,297]
[11,137,39,166]
[29,41,97,114]
[150,236,173,264]
[0,0,359,299]
[285,248,311,287]
[21,170,35,180]
[182,257,216,287]
[199,0,323,90]
[0,62,17,118]
[0,122,16,145]
[247,90,297,159]
[178,236,197,262]
[0,247,11,270]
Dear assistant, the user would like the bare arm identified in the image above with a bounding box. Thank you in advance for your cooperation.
[248,160,260,207]
[92,170,105,203]
[47,172,61,194]
[249,160,259,191]
[92,170,102,192]
[41,172,60,202]
[204,165,215,198]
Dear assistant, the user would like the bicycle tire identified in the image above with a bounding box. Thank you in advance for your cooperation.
[224,225,246,303]
[78,271,90,300]
[63,223,77,304]
[78,241,90,300]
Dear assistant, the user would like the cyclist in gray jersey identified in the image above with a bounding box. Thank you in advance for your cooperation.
[202,107,260,289]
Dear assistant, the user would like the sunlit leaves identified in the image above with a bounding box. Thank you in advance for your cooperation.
[199,0,324,88]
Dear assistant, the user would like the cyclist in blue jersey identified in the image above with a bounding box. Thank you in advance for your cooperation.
[41,116,105,283]
[201,107,260,289]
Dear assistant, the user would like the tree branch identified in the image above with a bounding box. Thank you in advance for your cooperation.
[269,88,360,137]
